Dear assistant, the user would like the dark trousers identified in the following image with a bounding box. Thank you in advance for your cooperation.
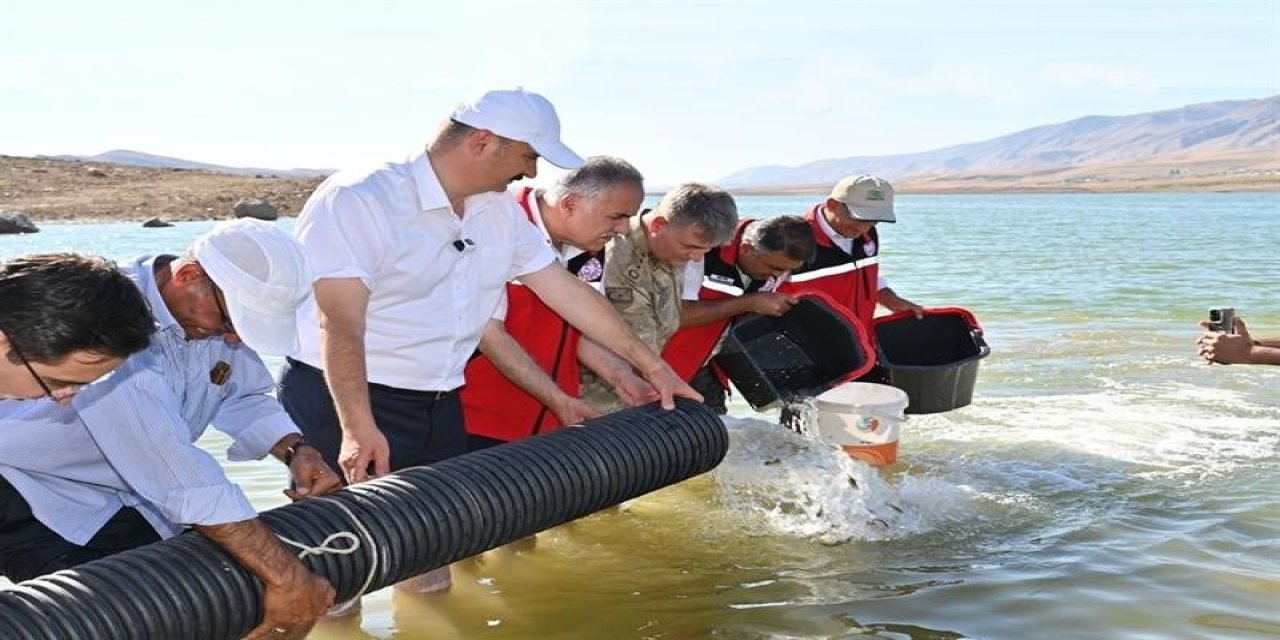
[0,477,159,583]
[278,358,468,480]
[467,434,506,453]
[689,365,728,415]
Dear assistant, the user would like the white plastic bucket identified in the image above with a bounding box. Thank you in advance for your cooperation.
[814,382,909,466]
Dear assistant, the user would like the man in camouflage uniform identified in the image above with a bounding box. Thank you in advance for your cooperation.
[580,183,739,414]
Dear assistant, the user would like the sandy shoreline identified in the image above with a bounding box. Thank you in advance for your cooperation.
[4,155,1276,226]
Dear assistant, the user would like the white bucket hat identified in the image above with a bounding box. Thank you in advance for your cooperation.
[192,219,311,356]
[451,88,584,169]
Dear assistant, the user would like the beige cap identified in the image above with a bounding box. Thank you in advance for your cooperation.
[829,174,895,223]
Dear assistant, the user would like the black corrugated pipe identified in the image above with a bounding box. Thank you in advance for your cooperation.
[0,399,727,640]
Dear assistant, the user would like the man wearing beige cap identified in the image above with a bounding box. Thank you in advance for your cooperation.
[0,220,339,638]
[780,174,923,384]
[280,88,698,598]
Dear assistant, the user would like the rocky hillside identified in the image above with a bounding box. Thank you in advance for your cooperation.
[39,150,331,179]
[720,96,1280,191]
[0,155,324,224]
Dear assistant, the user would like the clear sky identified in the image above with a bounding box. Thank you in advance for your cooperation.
[2,0,1276,185]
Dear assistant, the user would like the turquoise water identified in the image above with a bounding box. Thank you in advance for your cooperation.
[2,193,1278,639]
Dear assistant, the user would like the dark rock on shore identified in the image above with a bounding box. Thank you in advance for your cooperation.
[232,197,278,221]
[0,211,39,234]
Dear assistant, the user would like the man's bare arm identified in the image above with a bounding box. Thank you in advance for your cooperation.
[578,338,659,407]
[479,319,597,424]
[195,518,334,639]
[679,293,798,328]
[312,278,388,483]
[522,264,700,409]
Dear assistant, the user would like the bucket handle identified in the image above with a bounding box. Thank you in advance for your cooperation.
[841,407,906,423]
[972,328,991,357]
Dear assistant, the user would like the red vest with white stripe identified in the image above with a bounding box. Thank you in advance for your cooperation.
[778,204,881,334]
[662,218,767,381]
[460,188,605,442]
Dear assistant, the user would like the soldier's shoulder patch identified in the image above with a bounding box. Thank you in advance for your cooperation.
[606,287,634,303]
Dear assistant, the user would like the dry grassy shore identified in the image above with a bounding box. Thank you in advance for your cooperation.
[0,155,323,224]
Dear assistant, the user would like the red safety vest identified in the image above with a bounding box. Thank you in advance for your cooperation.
[778,204,881,336]
[662,218,763,381]
[460,188,604,442]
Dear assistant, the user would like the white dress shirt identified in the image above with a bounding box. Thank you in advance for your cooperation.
[681,259,705,300]
[293,151,557,391]
[0,256,297,544]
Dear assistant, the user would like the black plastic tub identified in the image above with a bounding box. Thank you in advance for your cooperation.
[714,292,873,410]
[873,307,990,414]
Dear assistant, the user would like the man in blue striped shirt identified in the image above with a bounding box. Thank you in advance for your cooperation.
[0,221,338,639]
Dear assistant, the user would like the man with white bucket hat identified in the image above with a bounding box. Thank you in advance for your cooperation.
[280,88,699,599]
[0,219,338,639]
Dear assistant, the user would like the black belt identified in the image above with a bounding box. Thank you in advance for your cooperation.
[374,386,457,401]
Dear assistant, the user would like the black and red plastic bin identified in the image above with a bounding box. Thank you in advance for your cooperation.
[713,293,989,415]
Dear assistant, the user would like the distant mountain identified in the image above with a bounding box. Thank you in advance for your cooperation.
[37,149,332,179]
[718,96,1280,188]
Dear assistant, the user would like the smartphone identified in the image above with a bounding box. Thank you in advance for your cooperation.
[1208,307,1236,334]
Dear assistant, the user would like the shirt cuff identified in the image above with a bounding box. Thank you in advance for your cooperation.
[162,483,258,527]
[225,417,299,462]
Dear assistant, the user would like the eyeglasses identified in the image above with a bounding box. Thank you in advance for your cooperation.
[206,275,236,335]
[8,338,81,402]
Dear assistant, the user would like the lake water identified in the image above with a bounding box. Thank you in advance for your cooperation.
[2,193,1278,639]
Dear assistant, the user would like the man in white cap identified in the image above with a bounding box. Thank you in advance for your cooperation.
[280,88,699,598]
[0,220,338,639]
[779,174,924,384]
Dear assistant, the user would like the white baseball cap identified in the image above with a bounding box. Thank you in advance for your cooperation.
[829,174,896,223]
[192,219,311,356]
[451,88,584,169]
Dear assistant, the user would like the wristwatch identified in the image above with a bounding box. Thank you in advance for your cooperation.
[282,439,316,466]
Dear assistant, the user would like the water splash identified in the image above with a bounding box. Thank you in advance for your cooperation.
[710,416,972,544]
